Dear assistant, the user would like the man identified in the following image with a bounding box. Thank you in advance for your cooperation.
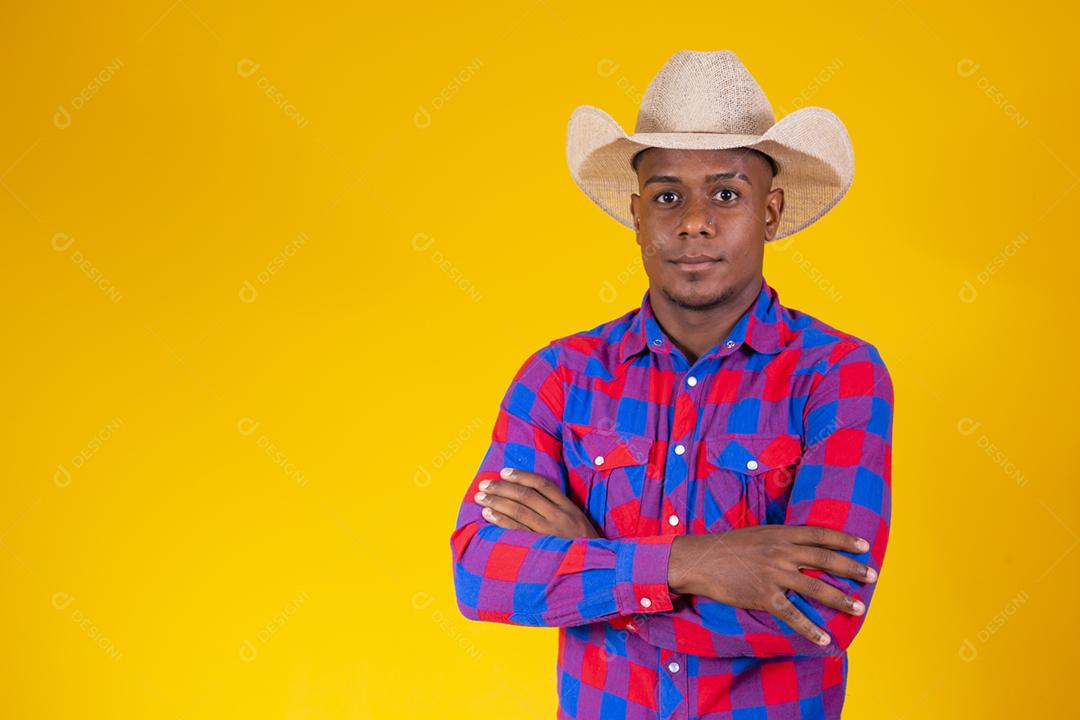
[449,49,893,720]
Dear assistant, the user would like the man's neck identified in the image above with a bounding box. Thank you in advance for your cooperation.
[648,276,761,365]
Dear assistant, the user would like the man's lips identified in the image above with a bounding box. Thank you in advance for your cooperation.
[671,255,723,272]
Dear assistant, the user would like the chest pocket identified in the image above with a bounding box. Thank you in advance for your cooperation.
[564,423,653,539]
[699,433,803,531]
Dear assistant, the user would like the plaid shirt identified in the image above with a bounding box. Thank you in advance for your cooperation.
[450,274,894,719]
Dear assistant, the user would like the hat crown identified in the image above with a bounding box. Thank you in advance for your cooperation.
[634,50,776,135]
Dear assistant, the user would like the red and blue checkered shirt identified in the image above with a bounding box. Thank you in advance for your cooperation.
[450,274,894,719]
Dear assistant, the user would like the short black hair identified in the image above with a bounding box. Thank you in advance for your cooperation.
[630,146,779,178]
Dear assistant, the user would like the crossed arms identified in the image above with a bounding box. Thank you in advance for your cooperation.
[449,341,893,657]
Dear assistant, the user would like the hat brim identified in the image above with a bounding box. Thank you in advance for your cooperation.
[566,104,854,240]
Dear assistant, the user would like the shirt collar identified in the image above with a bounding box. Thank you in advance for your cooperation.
[617,275,789,364]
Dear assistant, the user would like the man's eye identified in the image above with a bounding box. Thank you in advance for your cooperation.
[655,191,679,204]
[715,188,739,202]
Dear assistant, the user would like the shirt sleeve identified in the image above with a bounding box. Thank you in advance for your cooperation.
[628,341,894,657]
[450,343,682,627]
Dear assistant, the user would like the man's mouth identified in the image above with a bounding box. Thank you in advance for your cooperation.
[671,255,722,272]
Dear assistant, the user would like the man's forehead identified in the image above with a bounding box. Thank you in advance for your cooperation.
[636,147,769,185]
[638,146,760,169]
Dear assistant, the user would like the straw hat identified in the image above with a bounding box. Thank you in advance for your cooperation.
[566,49,854,240]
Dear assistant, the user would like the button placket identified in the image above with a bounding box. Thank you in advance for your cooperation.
[664,369,702,539]
[659,650,689,720]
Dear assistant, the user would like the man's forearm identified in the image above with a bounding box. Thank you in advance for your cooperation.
[452,510,681,627]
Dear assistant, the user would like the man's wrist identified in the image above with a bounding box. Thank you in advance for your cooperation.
[668,534,694,595]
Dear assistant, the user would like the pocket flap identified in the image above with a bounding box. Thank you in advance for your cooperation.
[705,433,803,475]
[566,423,651,470]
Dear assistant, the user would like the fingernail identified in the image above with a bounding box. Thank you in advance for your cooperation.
[479,480,491,491]
[851,600,865,614]
[865,567,878,581]
[482,507,495,520]
[856,538,869,551]
[818,634,831,646]
[500,467,514,479]
[474,492,487,502]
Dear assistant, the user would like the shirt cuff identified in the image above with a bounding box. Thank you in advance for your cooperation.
[613,534,679,617]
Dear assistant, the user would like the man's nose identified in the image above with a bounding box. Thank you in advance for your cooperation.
[677,197,716,236]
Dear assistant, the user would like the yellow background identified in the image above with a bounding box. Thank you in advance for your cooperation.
[3,1,1075,717]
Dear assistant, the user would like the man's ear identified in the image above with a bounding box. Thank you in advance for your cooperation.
[763,188,784,242]
[629,194,641,245]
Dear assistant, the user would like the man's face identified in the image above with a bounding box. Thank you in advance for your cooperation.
[629,147,784,311]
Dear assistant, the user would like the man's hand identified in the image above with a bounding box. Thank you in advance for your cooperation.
[473,467,601,539]
[668,526,877,647]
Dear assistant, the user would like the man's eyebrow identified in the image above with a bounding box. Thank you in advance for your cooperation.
[643,172,753,187]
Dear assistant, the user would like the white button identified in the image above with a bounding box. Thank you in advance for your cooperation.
[639,597,652,608]
[725,340,736,348]
[652,338,663,346]
[686,376,698,387]
[746,459,759,470]
[674,444,685,456]
[594,455,605,466]
[668,514,680,526]
[668,661,680,673]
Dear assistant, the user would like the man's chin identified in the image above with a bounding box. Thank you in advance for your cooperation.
[661,284,735,311]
